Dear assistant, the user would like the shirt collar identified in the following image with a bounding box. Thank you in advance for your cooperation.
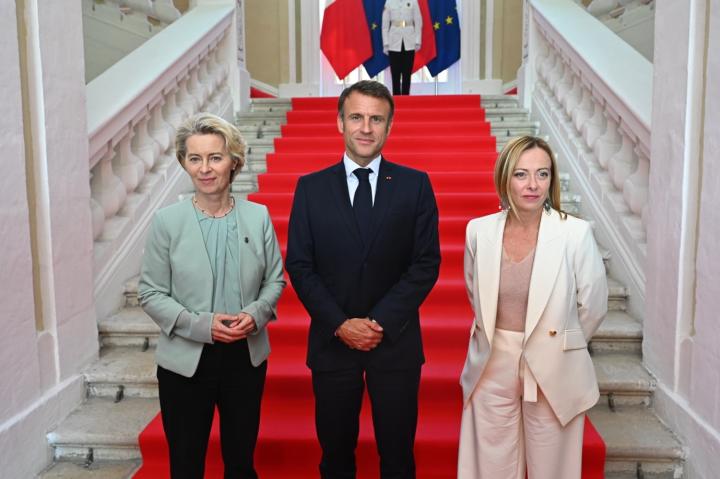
[343,154,381,179]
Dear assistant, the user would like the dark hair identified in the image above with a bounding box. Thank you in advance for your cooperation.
[337,80,395,125]
[495,135,567,220]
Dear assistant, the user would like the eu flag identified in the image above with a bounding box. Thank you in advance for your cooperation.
[426,0,461,77]
[362,0,389,77]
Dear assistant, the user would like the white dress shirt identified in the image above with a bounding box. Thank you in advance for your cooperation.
[344,154,381,206]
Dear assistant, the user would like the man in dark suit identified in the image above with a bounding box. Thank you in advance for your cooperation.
[285,80,440,479]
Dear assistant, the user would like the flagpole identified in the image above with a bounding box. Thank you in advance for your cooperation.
[434,76,439,96]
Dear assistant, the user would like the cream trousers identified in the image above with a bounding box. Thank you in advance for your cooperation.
[457,328,585,479]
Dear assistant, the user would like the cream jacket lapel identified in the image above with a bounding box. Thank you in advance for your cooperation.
[523,210,565,345]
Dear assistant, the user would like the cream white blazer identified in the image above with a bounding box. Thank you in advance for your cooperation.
[382,0,423,52]
[459,209,608,426]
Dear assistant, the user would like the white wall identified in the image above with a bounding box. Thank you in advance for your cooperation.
[0,1,97,477]
[645,1,720,477]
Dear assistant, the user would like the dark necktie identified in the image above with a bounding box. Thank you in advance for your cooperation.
[353,168,372,243]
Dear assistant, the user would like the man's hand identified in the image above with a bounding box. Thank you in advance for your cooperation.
[211,313,257,343]
[336,318,384,351]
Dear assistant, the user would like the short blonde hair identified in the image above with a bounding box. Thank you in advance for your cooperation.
[175,113,246,182]
[494,135,566,220]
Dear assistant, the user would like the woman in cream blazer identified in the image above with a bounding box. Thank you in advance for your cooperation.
[139,113,285,478]
[382,0,422,95]
[457,136,607,479]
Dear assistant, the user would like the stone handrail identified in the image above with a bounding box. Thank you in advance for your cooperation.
[521,0,652,313]
[87,4,236,316]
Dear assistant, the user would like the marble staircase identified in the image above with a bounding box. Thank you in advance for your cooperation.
[37,96,684,479]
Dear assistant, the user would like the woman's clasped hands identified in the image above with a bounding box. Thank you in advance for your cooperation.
[211,312,257,343]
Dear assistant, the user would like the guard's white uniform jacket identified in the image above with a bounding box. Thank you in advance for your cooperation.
[382,0,422,52]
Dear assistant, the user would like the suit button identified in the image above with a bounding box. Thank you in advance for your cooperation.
[549,329,557,337]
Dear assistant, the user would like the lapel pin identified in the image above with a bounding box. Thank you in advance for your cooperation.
[244,237,249,243]
[386,176,392,180]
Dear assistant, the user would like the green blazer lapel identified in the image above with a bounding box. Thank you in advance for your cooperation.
[476,212,506,346]
[168,199,214,312]
[524,209,565,344]
[232,201,258,308]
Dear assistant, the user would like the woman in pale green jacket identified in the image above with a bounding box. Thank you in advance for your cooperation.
[138,113,285,479]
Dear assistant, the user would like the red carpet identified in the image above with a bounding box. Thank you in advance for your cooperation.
[134,95,605,478]
[250,87,275,98]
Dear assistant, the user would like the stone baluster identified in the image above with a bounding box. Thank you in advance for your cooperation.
[176,77,197,118]
[163,86,186,129]
[535,41,550,79]
[541,51,558,87]
[149,100,173,158]
[132,112,160,173]
[89,175,105,241]
[113,131,145,193]
[205,46,222,90]
[572,86,594,132]
[190,62,210,109]
[623,148,649,218]
[554,61,574,104]
[197,58,214,109]
[152,0,182,23]
[563,75,583,118]
[582,96,606,150]
[212,41,229,86]
[90,148,127,229]
[608,130,638,191]
[593,111,622,170]
[547,51,564,88]
[119,0,153,16]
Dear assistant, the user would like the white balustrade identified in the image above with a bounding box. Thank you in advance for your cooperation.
[87,4,238,284]
[594,111,622,169]
[581,97,606,149]
[522,0,652,307]
[131,112,160,173]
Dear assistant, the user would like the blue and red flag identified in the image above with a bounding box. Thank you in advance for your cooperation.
[426,0,461,76]
[362,0,389,77]
[412,0,437,73]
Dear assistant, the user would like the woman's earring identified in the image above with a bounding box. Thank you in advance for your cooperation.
[543,199,552,213]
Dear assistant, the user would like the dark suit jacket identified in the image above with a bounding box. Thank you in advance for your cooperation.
[286,158,441,371]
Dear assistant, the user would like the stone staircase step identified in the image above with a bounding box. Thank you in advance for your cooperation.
[607,277,628,311]
[123,277,139,308]
[480,94,520,108]
[238,120,538,139]
[85,348,157,398]
[484,106,530,120]
[588,404,685,478]
[592,310,642,353]
[48,397,158,462]
[594,352,655,406]
[98,307,157,348]
[248,95,520,112]
[236,112,287,128]
[83,346,653,404]
[37,460,139,479]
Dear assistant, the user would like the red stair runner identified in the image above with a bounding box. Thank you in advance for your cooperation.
[134,94,605,478]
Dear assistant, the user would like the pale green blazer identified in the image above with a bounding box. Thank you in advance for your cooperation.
[138,198,286,377]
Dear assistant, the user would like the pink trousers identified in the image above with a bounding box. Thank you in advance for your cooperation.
[457,328,585,479]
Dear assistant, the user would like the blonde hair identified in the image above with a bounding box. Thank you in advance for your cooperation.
[494,135,566,220]
[175,113,246,182]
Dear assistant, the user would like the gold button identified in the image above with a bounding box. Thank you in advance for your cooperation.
[549,329,557,337]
